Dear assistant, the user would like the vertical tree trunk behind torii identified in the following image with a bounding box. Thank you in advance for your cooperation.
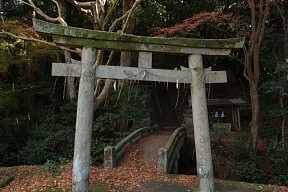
[59,0,76,100]
[120,0,134,68]
[246,0,270,157]
[72,47,96,192]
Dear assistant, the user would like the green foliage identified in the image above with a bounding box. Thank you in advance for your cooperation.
[227,133,251,159]
[94,113,121,135]
[0,84,29,165]
[260,61,288,101]
[230,158,267,184]
[225,134,288,185]
[44,157,70,176]
[90,83,150,165]
[224,133,268,184]
[259,125,279,141]
[0,40,15,72]
[267,142,288,186]
[91,138,111,165]
[259,60,288,140]
[95,83,150,133]
[0,86,20,115]
[17,103,76,165]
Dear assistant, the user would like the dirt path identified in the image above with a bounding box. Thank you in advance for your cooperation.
[139,131,172,161]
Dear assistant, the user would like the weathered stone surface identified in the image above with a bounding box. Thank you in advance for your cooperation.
[104,146,116,168]
[72,48,96,192]
[52,63,227,84]
[189,55,214,192]
[33,19,244,55]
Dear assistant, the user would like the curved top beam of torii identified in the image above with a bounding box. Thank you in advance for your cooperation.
[33,18,244,56]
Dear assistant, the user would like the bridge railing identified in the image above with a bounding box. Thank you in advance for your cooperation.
[157,126,186,173]
[104,125,159,168]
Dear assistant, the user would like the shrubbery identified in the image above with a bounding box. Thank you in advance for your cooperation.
[229,158,267,184]
[267,141,288,186]
[0,82,150,167]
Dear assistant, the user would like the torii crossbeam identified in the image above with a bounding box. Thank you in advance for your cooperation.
[33,18,244,192]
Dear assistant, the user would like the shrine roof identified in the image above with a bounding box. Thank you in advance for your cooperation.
[207,98,248,106]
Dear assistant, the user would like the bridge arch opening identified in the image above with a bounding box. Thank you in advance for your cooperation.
[178,137,197,175]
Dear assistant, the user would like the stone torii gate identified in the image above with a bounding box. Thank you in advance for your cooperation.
[33,19,244,192]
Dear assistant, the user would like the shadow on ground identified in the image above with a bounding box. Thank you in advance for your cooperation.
[90,179,274,192]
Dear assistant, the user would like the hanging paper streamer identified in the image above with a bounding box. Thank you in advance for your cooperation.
[176,80,179,89]
[214,111,219,118]
[221,111,225,118]
[143,71,146,79]
[113,81,117,91]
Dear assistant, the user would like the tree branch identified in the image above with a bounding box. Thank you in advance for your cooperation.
[67,0,107,30]
[108,0,142,32]
[67,0,94,18]
[122,0,142,32]
[22,0,67,25]
[0,30,80,55]
[103,0,120,27]
[109,9,130,32]
[66,0,93,12]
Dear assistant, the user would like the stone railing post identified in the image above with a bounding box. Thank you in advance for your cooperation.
[157,148,168,172]
[104,146,116,168]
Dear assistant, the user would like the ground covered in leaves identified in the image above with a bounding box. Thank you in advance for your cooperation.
[1,133,288,192]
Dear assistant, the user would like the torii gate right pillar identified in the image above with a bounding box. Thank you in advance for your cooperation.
[189,54,214,191]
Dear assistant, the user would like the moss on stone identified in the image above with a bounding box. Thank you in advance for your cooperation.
[33,19,245,51]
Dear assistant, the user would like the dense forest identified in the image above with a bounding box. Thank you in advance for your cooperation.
[0,0,288,191]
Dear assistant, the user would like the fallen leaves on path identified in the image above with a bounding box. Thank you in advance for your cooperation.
[89,137,198,191]
[1,134,288,192]
[0,165,72,191]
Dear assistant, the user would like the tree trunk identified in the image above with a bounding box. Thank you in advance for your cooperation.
[118,0,134,130]
[281,115,286,150]
[27,62,36,124]
[284,30,288,59]
[249,81,260,157]
[245,0,270,158]
[280,89,286,149]
[64,51,76,100]
[120,0,134,68]
[72,47,96,192]
[59,0,76,100]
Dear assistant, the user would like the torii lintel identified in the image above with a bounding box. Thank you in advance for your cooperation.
[32,19,245,56]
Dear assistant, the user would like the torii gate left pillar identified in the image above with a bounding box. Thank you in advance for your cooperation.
[72,48,96,191]
[33,19,244,192]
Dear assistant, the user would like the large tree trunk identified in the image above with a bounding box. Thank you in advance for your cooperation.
[118,0,134,131]
[279,88,286,149]
[249,81,260,157]
[64,51,76,100]
[120,0,134,68]
[274,1,288,58]
[245,0,270,157]
[59,0,76,100]
[284,30,288,59]
[27,62,36,124]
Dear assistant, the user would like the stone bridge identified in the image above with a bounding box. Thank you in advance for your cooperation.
[104,126,186,174]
